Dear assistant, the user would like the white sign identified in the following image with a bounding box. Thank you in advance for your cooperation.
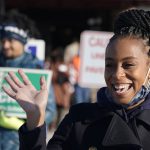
[25,38,45,62]
[79,30,113,88]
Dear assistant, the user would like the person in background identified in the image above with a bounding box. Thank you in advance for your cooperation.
[64,37,80,65]
[0,9,56,150]
[71,50,91,104]
[3,8,150,150]
[64,37,91,104]
[50,48,73,126]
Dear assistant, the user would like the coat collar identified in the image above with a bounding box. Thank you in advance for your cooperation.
[101,113,142,147]
[136,109,150,126]
[95,87,150,148]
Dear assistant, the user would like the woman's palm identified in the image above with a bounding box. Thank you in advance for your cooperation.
[2,69,48,114]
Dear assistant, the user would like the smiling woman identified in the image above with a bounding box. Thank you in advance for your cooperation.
[2,8,150,150]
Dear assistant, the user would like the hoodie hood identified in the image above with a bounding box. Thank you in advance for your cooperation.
[97,87,119,108]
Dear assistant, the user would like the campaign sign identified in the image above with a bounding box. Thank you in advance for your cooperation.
[0,67,52,118]
[25,39,45,62]
[79,31,113,88]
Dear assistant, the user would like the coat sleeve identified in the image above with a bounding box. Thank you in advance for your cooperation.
[47,108,74,150]
[19,123,47,150]
[19,104,86,150]
[18,106,75,150]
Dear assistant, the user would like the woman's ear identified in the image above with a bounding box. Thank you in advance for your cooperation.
[146,46,150,63]
[148,50,150,56]
[147,64,150,81]
[148,72,150,79]
[145,44,150,56]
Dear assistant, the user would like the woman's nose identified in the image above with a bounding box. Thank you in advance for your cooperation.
[112,66,125,80]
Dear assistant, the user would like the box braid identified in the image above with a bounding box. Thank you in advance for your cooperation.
[110,9,150,56]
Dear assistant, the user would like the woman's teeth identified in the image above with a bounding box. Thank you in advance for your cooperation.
[113,84,131,93]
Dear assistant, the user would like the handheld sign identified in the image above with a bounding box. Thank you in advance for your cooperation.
[25,38,45,62]
[79,30,113,88]
[0,67,52,118]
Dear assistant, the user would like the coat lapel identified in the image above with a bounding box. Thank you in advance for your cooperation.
[136,109,150,125]
[102,113,142,147]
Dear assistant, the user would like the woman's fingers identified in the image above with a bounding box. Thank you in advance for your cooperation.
[2,85,16,99]
[8,71,24,88]
[18,69,32,85]
[5,76,19,92]
[40,76,47,90]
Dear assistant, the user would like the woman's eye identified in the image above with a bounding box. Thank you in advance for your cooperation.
[123,63,135,68]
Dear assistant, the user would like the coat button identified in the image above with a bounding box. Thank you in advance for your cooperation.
[88,146,97,150]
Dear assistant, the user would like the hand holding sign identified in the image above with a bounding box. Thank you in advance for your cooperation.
[2,69,48,130]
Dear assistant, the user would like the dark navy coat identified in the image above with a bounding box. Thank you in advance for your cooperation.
[19,102,150,150]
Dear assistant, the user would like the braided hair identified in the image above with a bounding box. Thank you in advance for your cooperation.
[114,9,150,38]
[109,8,150,56]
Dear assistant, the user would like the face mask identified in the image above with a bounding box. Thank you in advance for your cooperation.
[124,68,150,108]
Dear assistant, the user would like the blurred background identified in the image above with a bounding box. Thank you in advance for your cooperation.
[1,0,150,55]
[1,0,150,141]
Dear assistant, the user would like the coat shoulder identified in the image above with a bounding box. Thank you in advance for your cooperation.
[69,103,113,122]
[70,102,99,114]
